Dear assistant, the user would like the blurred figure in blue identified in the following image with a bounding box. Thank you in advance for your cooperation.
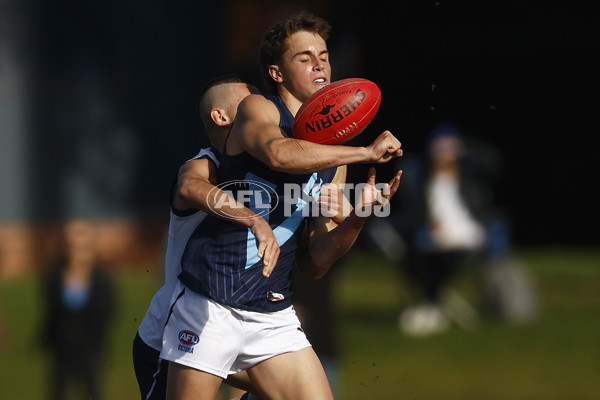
[40,218,115,400]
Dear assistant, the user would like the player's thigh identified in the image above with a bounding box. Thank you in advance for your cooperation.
[166,361,222,400]
[225,370,255,393]
[247,347,333,400]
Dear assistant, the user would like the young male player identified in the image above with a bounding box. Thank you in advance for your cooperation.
[132,75,359,400]
[161,11,403,400]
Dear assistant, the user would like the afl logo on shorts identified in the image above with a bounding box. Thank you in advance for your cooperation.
[179,330,199,346]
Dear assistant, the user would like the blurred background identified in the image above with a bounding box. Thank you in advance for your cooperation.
[0,1,598,399]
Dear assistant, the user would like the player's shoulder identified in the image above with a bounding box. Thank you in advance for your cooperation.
[240,93,270,104]
[188,146,221,165]
[238,93,278,117]
[177,147,220,179]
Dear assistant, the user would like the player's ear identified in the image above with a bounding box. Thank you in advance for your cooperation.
[268,65,283,83]
[210,108,230,127]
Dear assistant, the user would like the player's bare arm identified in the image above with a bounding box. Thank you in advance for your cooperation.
[175,158,280,277]
[296,167,402,279]
[230,95,403,174]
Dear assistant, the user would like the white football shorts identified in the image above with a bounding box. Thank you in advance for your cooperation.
[160,280,311,378]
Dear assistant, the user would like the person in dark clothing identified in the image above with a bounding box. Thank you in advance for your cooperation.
[41,218,115,400]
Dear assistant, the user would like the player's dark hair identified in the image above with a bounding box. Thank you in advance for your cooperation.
[259,11,331,95]
[195,75,253,130]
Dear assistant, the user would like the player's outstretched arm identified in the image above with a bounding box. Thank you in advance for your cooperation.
[231,95,403,174]
[175,157,280,277]
[296,167,402,279]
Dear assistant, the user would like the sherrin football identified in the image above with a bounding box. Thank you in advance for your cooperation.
[292,78,381,145]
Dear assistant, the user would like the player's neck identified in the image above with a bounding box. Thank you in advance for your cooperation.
[278,88,303,117]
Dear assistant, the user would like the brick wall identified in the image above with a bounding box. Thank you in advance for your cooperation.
[0,220,167,279]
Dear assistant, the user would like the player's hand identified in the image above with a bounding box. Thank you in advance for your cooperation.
[366,131,403,164]
[318,184,353,224]
[250,218,280,277]
[356,167,403,214]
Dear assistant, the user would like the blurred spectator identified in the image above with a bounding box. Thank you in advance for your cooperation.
[40,218,115,400]
[374,121,538,336]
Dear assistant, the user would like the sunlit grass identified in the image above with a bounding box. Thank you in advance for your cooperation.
[1,247,599,399]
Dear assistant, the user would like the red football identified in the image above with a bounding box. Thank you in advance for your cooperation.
[292,78,381,145]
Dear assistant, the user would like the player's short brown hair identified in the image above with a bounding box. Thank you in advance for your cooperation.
[259,11,331,95]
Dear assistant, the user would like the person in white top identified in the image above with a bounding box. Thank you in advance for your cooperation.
[395,122,492,336]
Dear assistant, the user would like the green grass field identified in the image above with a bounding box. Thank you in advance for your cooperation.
[1,247,598,399]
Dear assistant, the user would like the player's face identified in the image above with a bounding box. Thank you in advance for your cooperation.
[278,31,331,102]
